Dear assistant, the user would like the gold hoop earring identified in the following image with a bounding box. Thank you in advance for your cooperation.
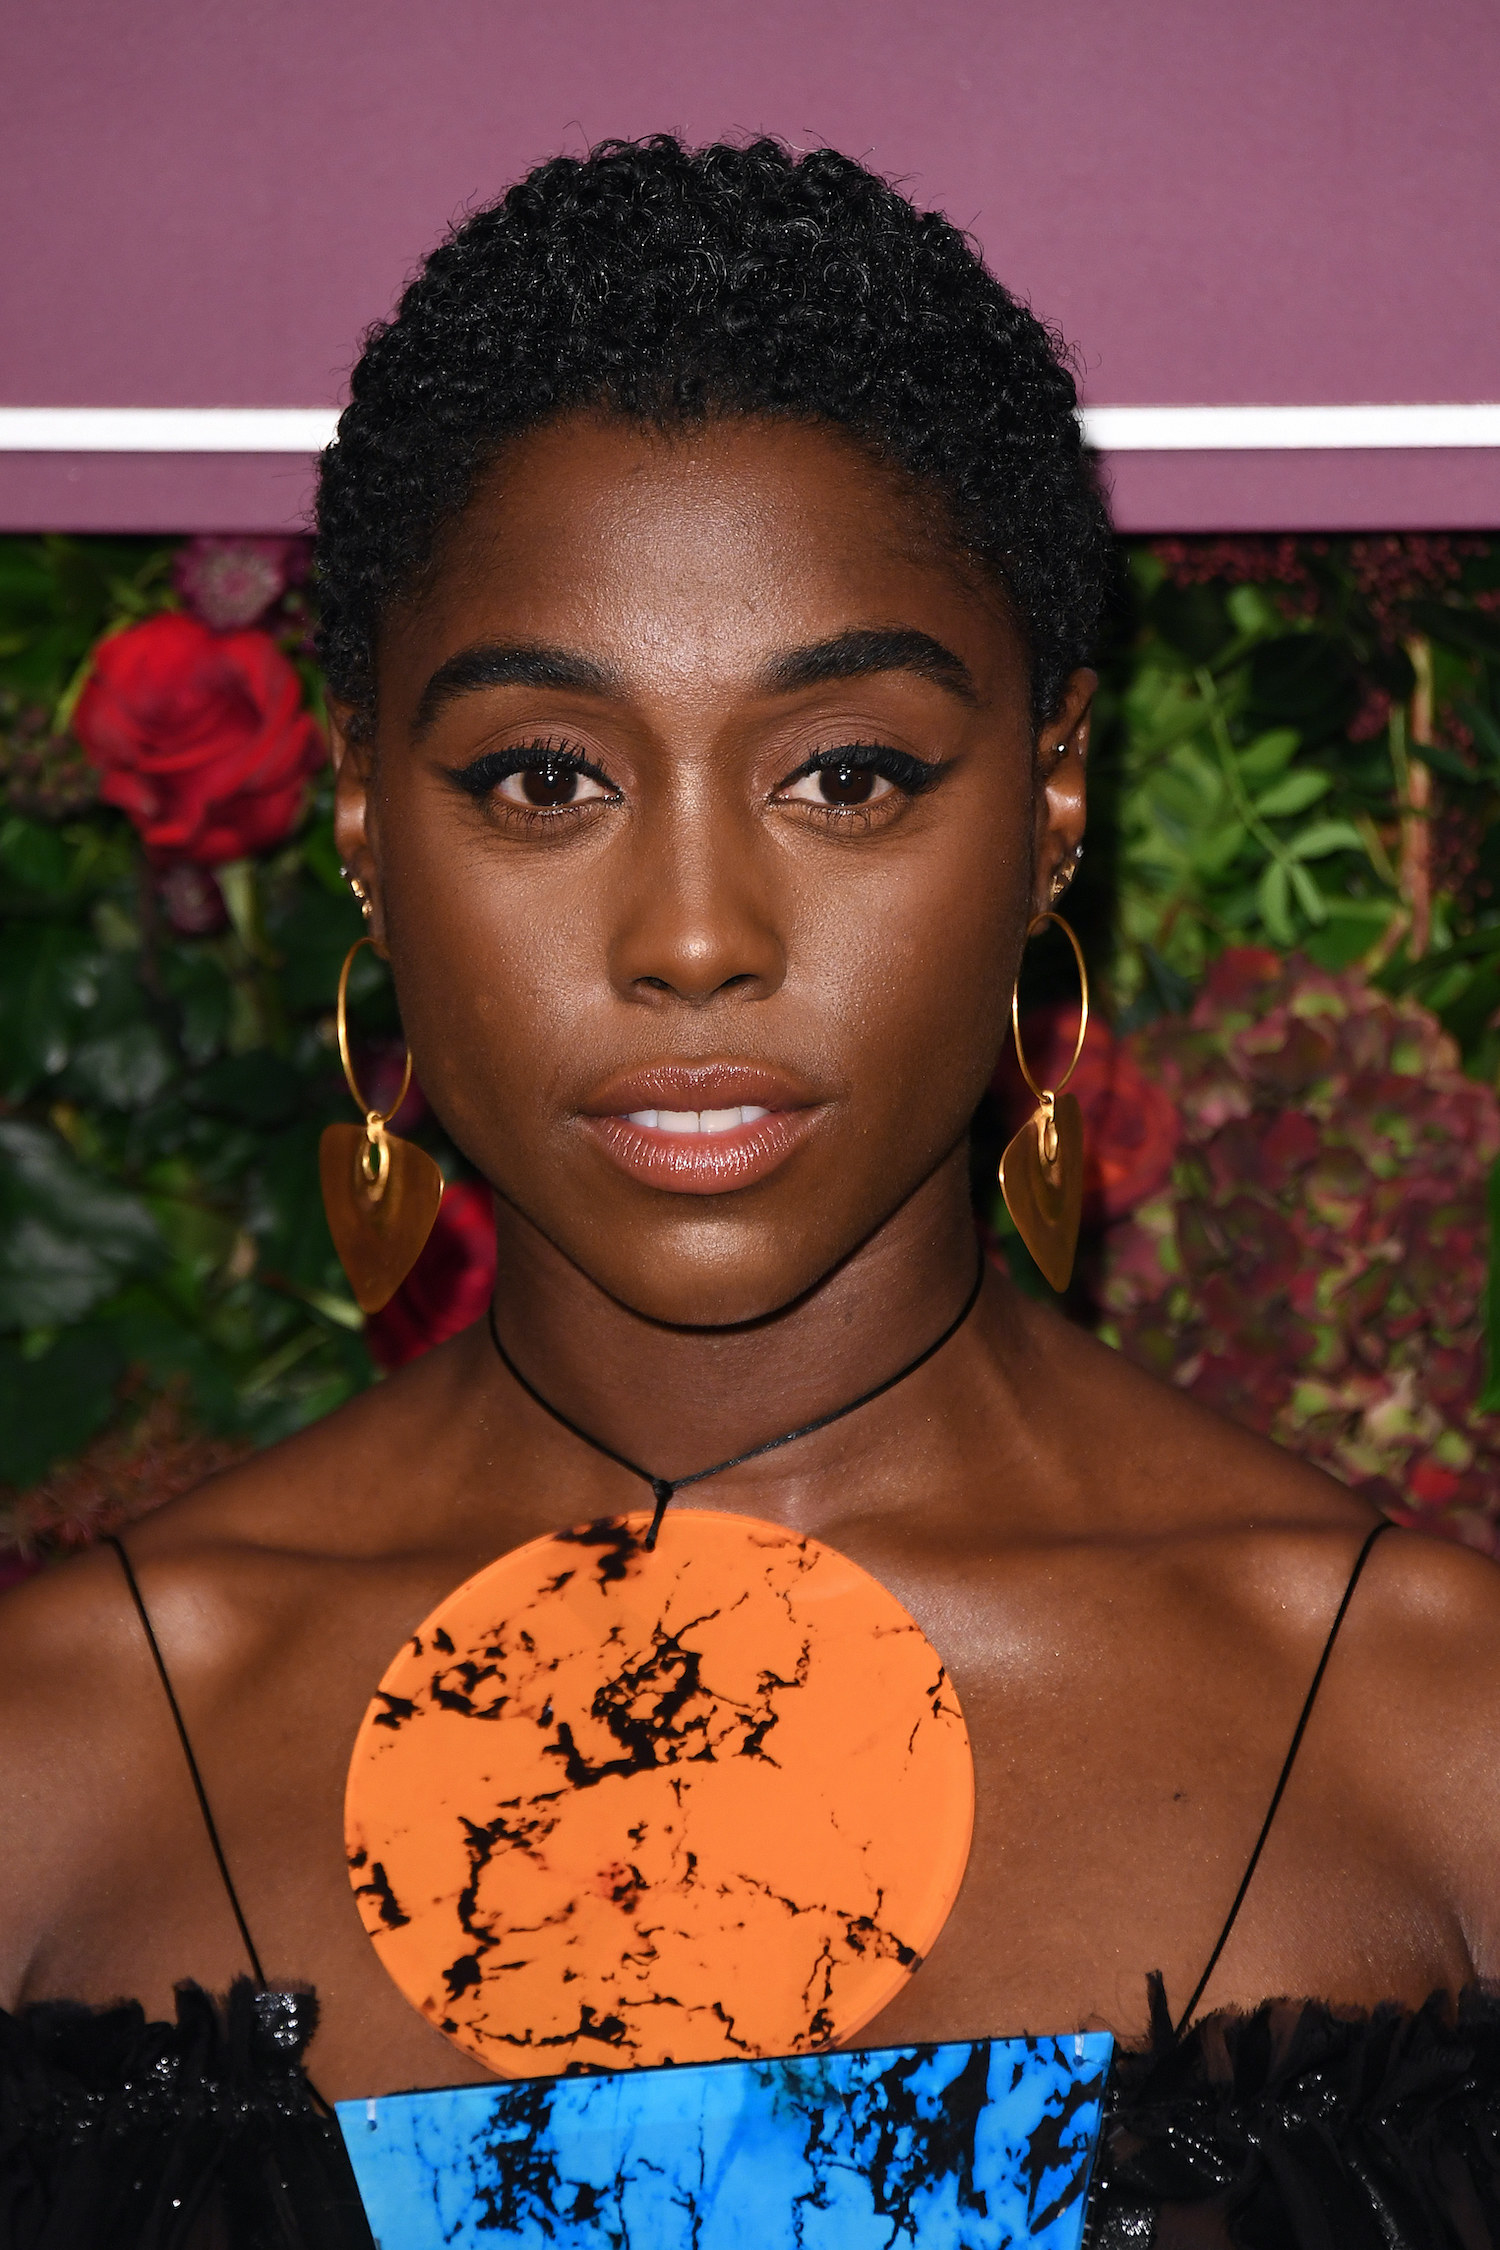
[319,938,444,1313]
[998,912,1088,1292]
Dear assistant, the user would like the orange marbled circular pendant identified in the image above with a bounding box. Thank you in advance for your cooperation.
[345,1508,974,2077]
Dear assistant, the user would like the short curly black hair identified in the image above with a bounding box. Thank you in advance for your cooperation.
[315,136,1112,737]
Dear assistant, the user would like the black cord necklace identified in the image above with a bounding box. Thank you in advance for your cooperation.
[486,1246,986,1549]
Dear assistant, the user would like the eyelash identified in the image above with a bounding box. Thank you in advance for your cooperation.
[447,740,615,801]
[445,737,943,814]
[778,743,942,798]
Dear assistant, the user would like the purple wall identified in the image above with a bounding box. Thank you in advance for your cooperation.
[3,0,1498,532]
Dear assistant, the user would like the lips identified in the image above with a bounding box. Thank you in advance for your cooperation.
[578,1064,824,1195]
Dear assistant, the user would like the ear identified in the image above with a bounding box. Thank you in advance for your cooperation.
[329,703,388,950]
[1031,668,1094,919]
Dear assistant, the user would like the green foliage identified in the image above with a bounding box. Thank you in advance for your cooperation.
[0,794,392,1483]
[0,538,443,1491]
[2,528,1499,1502]
[1092,540,1500,1082]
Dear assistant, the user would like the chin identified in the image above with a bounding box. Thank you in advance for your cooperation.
[569,1222,844,1332]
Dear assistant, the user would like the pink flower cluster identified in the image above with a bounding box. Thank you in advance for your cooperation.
[1093,950,1500,1548]
[1150,535,1320,618]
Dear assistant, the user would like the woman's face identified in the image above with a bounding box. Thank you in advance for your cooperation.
[334,412,1091,1327]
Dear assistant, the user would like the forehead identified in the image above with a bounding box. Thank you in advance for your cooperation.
[380,411,1022,703]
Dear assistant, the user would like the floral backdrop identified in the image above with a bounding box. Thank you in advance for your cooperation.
[2,528,1498,1579]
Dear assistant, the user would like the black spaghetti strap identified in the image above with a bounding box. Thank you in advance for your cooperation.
[1172,1517,1395,2038]
[105,1533,268,1989]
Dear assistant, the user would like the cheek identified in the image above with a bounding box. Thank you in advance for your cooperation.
[388,869,607,1151]
[786,803,1026,1136]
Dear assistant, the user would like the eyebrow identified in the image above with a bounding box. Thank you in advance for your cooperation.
[757,628,979,705]
[411,641,620,737]
[411,623,978,738]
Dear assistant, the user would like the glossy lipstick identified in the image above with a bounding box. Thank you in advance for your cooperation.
[578,1065,824,1195]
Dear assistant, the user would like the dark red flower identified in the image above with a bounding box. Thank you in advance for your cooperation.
[1093,947,1500,1549]
[173,536,309,632]
[156,861,227,936]
[73,613,324,866]
[364,1180,497,1372]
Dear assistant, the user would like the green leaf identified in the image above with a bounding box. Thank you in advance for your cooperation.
[1245,633,1359,734]
[0,1323,126,1485]
[245,1121,343,1293]
[0,924,94,1097]
[1301,899,1399,970]
[265,879,364,1011]
[0,817,72,895]
[190,1050,305,1129]
[161,949,235,1065]
[1235,728,1302,783]
[1257,859,1294,944]
[1407,599,1500,662]
[1457,697,1500,777]
[65,1020,175,1110]
[1286,819,1365,860]
[0,1120,163,1330]
[1252,769,1332,818]
[1287,860,1329,924]
[1224,585,1284,639]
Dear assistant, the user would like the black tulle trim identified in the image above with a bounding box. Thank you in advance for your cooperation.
[1092,1974,1500,2249]
[6,1976,1500,2249]
[0,1979,373,2250]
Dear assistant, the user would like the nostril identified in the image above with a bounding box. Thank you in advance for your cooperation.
[631,970,761,1001]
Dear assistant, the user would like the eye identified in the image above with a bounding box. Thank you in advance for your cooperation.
[447,743,618,809]
[496,759,613,809]
[781,762,893,809]
[775,744,942,809]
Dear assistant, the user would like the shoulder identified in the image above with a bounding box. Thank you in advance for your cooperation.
[998,1289,1375,1545]
[1327,1524,1500,1908]
[0,1335,480,2005]
[1001,1295,1500,1963]
[0,1543,160,2001]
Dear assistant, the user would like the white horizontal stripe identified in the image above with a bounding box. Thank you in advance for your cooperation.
[0,403,1497,454]
[0,408,339,451]
[1082,403,1500,451]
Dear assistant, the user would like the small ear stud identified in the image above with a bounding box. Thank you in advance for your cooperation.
[1049,844,1083,904]
[340,865,373,922]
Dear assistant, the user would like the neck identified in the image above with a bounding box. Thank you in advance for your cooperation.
[486,1149,989,1497]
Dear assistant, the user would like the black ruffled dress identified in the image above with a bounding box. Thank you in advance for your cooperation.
[5,1524,1498,2249]
[7,1974,1500,2250]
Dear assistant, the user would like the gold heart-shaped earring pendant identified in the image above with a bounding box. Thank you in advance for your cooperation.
[998,912,1089,1293]
[320,1120,445,1314]
[999,1089,1084,1292]
[320,938,445,1314]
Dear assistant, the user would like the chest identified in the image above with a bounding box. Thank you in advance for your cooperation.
[31,1551,1466,2097]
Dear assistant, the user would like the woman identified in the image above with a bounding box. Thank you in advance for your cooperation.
[3,137,1499,2249]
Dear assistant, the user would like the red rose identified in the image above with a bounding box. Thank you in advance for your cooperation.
[364,1180,498,1372]
[73,612,324,865]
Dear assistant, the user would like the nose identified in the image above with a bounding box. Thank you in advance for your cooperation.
[608,822,786,1008]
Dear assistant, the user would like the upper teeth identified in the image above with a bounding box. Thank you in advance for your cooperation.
[626,1106,771,1133]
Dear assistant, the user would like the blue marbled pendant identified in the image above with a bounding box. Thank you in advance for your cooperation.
[338,2031,1113,2249]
